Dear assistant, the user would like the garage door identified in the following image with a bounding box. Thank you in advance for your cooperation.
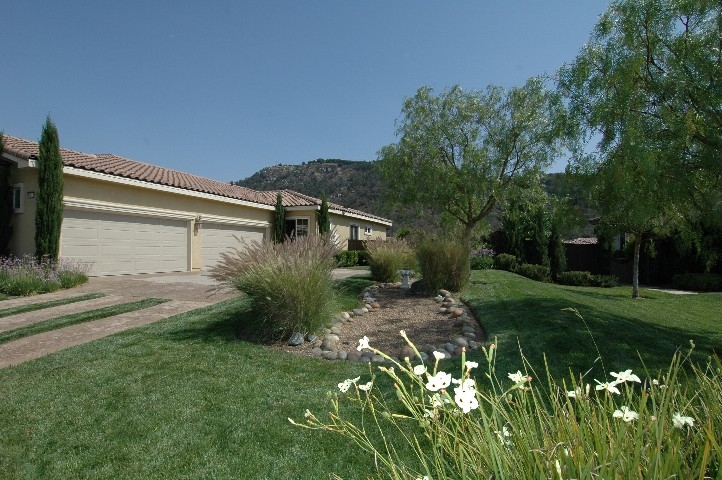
[201,223,265,270]
[61,210,189,276]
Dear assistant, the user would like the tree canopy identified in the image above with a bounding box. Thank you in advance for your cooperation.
[377,78,565,253]
[558,0,722,296]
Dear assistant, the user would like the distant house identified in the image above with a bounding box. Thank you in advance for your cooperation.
[2,134,391,276]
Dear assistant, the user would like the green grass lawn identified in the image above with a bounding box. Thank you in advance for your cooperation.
[0,293,106,319]
[0,271,720,479]
[462,269,722,381]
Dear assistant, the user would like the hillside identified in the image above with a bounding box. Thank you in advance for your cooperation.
[233,160,595,237]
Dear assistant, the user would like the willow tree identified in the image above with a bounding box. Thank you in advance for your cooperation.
[377,78,565,281]
[558,0,721,297]
[35,117,64,262]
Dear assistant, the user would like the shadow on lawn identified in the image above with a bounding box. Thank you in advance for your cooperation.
[465,294,721,380]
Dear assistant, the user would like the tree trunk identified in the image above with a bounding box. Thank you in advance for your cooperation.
[459,224,473,289]
[632,235,641,299]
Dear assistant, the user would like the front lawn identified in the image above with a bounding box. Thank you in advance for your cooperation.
[0,271,719,478]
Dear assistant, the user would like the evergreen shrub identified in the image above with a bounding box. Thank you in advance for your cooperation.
[364,238,415,283]
[470,248,495,270]
[493,253,518,272]
[557,271,618,288]
[416,239,467,293]
[209,234,340,340]
[514,263,551,282]
[672,273,722,292]
[335,250,359,268]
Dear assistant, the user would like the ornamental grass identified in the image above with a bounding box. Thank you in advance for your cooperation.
[292,326,722,479]
[208,233,340,341]
[364,238,416,283]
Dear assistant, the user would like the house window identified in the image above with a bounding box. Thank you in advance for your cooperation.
[364,226,372,236]
[12,184,23,213]
[350,224,359,240]
[285,217,309,238]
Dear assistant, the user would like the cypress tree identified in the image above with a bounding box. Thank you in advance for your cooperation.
[35,117,64,262]
[317,192,330,234]
[273,192,286,244]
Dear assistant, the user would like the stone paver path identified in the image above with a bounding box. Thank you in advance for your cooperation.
[0,269,364,368]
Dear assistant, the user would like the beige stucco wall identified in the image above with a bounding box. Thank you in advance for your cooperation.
[7,166,40,257]
[330,212,388,248]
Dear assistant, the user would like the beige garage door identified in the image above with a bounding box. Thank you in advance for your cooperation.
[201,223,265,270]
[61,210,188,276]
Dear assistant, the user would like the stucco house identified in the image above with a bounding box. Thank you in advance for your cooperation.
[1,134,390,276]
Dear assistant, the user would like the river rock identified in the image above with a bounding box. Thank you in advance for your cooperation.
[288,332,304,346]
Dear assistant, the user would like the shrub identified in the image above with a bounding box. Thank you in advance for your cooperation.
[416,239,468,293]
[293,334,722,479]
[335,250,359,268]
[208,234,340,340]
[672,273,722,292]
[557,271,619,288]
[470,248,495,270]
[493,253,518,271]
[364,238,415,283]
[0,255,90,296]
[514,263,551,282]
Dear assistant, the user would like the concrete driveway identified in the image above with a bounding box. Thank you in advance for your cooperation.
[0,269,365,368]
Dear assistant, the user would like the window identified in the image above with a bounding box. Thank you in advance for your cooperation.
[12,184,23,213]
[285,217,309,238]
[364,226,372,236]
[350,224,359,240]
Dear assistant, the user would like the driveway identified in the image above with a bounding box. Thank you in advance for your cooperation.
[0,269,365,368]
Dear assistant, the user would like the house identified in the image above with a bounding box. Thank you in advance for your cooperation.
[1,134,390,276]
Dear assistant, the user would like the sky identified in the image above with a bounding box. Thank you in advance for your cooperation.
[2,1,611,183]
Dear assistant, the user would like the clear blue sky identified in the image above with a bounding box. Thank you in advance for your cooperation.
[2,1,610,182]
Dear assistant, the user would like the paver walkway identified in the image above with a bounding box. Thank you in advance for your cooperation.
[0,269,365,368]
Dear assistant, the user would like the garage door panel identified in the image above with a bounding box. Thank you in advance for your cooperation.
[62,211,188,276]
[201,224,264,270]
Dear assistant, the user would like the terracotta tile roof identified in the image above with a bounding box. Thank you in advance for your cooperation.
[2,134,391,224]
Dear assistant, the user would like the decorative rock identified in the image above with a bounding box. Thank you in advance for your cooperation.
[468,341,481,350]
[450,308,464,317]
[361,351,375,359]
[371,355,386,363]
[330,326,341,335]
[340,311,351,320]
[361,307,369,313]
[401,346,416,359]
[321,340,337,351]
[346,350,362,361]
[322,351,338,360]
[439,307,448,314]
[337,350,348,360]
[418,351,429,361]
[434,295,444,302]
[463,332,477,340]
[409,279,427,295]
[325,334,340,343]
[439,289,452,297]
[444,343,457,354]
[462,324,475,333]
[306,334,319,343]
[370,302,380,309]
[311,347,324,356]
[288,332,305,346]
[453,337,469,348]
[352,308,365,316]
[441,300,453,308]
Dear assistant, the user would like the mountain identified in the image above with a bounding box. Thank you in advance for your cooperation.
[233,160,596,237]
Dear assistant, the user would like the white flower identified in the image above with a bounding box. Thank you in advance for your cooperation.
[358,381,373,392]
[429,393,450,408]
[672,412,695,429]
[423,409,436,419]
[613,406,639,422]
[413,364,427,376]
[425,371,452,391]
[508,370,528,384]
[651,379,660,386]
[338,380,352,393]
[433,351,446,361]
[465,361,479,370]
[454,387,479,413]
[594,380,621,395]
[357,336,370,351]
[494,425,512,445]
[567,384,590,398]
[610,369,641,384]
[399,329,407,338]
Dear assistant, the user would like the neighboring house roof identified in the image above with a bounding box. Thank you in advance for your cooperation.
[563,237,599,245]
[2,134,391,225]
